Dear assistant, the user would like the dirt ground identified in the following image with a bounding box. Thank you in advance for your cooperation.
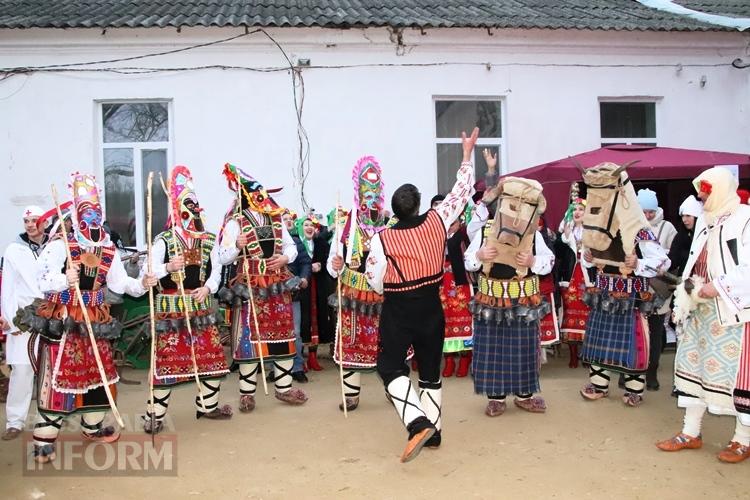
[1,350,750,499]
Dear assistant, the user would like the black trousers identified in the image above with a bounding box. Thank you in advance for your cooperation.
[646,313,666,383]
[377,288,445,387]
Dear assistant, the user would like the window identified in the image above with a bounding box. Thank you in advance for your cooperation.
[599,100,657,146]
[100,102,171,248]
[434,98,504,195]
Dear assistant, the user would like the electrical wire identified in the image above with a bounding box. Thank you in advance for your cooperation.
[260,28,312,212]
[20,31,260,70]
[0,28,743,208]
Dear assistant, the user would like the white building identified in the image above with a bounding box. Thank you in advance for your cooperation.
[1,1,749,247]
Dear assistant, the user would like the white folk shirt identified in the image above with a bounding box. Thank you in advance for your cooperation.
[365,161,475,294]
[1,239,43,365]
[38,239,148,299]
[580,237,671,278]
[682,204,750,326]
[217,216,298,266]
[143,237,223,294]
[464,230,555,276]
[467,203,490,243]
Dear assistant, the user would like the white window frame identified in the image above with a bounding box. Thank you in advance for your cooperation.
[95,99,174,249]
[433,96,508,190]
[598,97,661,146]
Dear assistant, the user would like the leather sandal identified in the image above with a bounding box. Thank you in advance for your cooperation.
[580,383,608,401]
[143,418,164,435]
[401,420,435,463]
[514,396,547,413]
[275,388,308,405]
[239,394,256,413]
[199,404,233,420]
[33,444,56,464]
[656,433,702,452]
[622,392,644,407]
[485,400,506,417]
[339,397,359,412]
[2,427,22,441]
[717,441,750,464]
[82,426,120,443]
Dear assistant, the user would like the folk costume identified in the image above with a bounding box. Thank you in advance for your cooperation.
[295,216,324,372]
[285,211,312,381]
[658,168,750,463]
[578,163,670,407]
[327,156,388,411]
[143,166,230,434]
[556,198,594,368]
[669,195,703,276]
[366,159,474,459]
[311,225,335,348]
[440,223,473,378]
[637,188,678,390]
[217,164,307,411]
[465,177,554,417]
[1,206,47,440]
[536,217,560,348]
[25,173,148,462]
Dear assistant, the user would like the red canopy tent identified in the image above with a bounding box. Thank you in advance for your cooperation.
[503,145,750,230]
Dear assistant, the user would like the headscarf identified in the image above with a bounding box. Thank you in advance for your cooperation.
[678,195,703,218]
[562,197,586,225]
[693,167,740,224]
[294,216,316,256]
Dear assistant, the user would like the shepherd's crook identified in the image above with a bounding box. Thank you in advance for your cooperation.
[146,172,158,441]
[333,196,348,418]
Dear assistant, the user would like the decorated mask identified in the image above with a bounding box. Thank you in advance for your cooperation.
[492,177,546,246]
[484,177,546,276]
[168,165,206,239]
[581,162,648,264]
[70,173,109,247]
[353,156,385,230]
[223,163,283,216]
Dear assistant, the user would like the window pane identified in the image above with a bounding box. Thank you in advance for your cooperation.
[436,144,464,196]
[600,102,656,139]
[103,103,169,143]
[602,142,657,147]
[103,148,135,247]
[142,150,169,240]
[435,101,501,138]
[474,145,500,186]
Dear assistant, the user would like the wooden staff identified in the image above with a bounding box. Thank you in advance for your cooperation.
[235,176,268,395]
[158,174,206,410]
[145,172,158,441]
[51,185,124,428]
[245,264,268,395]
[333,195,347,417]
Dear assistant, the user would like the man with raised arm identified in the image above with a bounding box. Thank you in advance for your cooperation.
[366,127,478,462]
